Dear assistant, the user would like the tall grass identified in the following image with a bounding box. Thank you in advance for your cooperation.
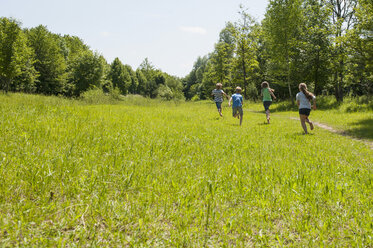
[0,93,372,247]
[268,95,373,112]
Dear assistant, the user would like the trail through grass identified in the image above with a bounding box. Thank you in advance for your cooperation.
[0,94,372,247]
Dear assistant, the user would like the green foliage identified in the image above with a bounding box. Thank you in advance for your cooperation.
[26,25,67,95]
[184,1,371,103]
[124,64,138,94]
[81,87,121,104]
[233,6,260,99]
[67,51,104,96]
[207,22,236,85]
[299,0,332,95]
[183,56,209,100]
[262,0,304,102]
[156,84,173,100]
[343,0,373,96]
[108,57,131,95]
[325,0,359,101]
[63,35,90,62]
[0,18,36,93]
[191,94,200,101]
[136,68,147,96]
[272,95,373,112]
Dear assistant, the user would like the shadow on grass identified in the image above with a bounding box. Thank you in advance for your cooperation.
[345,118,373,141]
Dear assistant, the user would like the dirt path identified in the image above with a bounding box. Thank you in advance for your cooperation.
[289,117,373,150]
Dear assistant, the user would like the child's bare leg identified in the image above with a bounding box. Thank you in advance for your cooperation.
[300,115,308,134]
[218,108,223,117]
[266,110,270,123]
[305,117,314,130]
[239,114,243,126]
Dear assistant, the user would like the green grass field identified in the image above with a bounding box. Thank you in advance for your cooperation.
[0,93,372,247]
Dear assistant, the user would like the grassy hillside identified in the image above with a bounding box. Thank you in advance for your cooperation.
[0,93,372,247]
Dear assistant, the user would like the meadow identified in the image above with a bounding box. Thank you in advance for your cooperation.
[0,93,372,247]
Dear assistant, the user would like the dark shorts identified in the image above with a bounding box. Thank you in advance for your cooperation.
[299,108,311,116]
[215,102,222,109]
[232,106,243,117]
[263,101,272,111]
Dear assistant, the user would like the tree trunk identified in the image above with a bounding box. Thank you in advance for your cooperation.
[287,72,293,105]
[5,78,11,94]
[286,51,294,105]
[334,71,344,102]
[338,59,344,102]
[242,54,247,99]
[314,50,321,95]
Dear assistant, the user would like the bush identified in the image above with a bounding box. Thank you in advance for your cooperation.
[122,94,152,106]
[271,95,373,112]
[81,88,122,104]
[339,96,373,112]
[157,85,173,100]
[191,95,200,102]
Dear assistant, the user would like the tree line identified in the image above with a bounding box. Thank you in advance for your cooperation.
[0,18,184,100]
[183,0,372,102]
[1,0,372,102]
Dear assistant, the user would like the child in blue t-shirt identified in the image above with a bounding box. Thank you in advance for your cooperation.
[229,87,243,126]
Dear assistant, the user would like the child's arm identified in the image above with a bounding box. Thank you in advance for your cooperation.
[270,90,276,100]
[228,97,232,106]
[223,91,229,100]
[297,100,300,108]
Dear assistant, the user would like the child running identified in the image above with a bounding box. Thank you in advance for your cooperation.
[261,81,276,124]
[296,83,316,134]
[229,87,243,126]
[211,83,229,117]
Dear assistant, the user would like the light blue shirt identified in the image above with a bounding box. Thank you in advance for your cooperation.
[231,93,243,107]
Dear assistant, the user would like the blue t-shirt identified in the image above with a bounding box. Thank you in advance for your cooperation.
[231,93,243,107]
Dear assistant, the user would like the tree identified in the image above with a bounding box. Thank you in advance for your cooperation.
[68,51,105,96]
[136,68,147,96]
[63,35,90,62]
[208,22,236,88]
[233,5,259,99]
[233,6,260,99]
[0,18,36,93]
[183,56,209,100]
[108,57,131,95]
[300,0,331,95]
[139,58,158,97]
[164,75,184,100]
[124,64,138,94]
[325,0,358,101]
[263,0,303,103]
[344,0,372,96]
[26,25,67,95]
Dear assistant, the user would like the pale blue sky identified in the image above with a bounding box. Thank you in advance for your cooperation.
[1,0,269,77]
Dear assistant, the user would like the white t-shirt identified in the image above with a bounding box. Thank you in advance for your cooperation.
[296,91,315,109]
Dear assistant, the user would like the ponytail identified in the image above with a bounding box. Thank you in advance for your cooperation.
[299,83,314,101]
